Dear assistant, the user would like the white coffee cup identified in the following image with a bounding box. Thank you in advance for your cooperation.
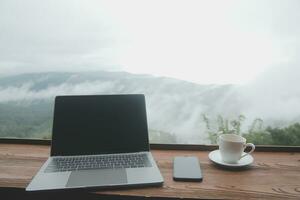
[218,134,255,163]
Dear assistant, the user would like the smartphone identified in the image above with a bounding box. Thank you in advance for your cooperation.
[173,156,203,182]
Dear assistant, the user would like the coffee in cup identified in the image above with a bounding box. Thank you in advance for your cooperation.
[218,134,255,163]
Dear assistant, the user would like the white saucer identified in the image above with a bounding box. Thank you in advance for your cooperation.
[208,150,253,168]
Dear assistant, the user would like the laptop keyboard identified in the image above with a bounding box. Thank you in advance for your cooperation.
[44,153,152,173]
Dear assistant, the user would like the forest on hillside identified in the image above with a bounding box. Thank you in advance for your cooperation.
[0,100,299,146]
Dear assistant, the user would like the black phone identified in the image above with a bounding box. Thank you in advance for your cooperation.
[173,156,203,182]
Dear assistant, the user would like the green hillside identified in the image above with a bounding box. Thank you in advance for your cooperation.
[0,71,299,145]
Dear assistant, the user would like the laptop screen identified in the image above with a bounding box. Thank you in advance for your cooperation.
[51,94,150,156]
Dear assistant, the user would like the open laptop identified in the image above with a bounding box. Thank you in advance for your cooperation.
[26,94,163,191]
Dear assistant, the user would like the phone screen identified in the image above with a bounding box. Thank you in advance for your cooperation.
[173,156,203,182]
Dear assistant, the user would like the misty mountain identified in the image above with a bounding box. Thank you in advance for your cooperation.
[0,70,299,144]
[0,71,237,143]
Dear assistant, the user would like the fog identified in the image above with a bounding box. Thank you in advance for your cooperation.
[0,81,115,102]
[0,64,300,143]
[1,0,300,84]
[0,73,210,142]
[1,0,300,143]
[239,62,300,123]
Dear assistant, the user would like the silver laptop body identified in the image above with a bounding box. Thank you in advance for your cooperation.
[26,94,163,191]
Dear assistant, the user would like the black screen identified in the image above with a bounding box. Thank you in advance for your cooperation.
[51,94,149,156]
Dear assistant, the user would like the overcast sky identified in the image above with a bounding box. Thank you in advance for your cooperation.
[0,0,300,84]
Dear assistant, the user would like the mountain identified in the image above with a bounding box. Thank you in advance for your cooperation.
[0,71,237,143]
[0,70,299,144]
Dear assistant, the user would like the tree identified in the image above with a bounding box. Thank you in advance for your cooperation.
[202,114,246,144]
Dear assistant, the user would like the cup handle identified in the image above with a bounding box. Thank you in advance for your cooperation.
[241,143,255,159]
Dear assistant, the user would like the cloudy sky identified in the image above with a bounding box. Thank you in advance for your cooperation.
[0,0,299,84]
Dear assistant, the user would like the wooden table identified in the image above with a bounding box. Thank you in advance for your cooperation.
[0,143,300,199]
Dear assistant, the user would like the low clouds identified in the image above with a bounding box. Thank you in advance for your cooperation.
[239,62,300,123]
[0,68,300,143]
[0,81,116,102]
[0,73,224,143]
[1,1,300,143]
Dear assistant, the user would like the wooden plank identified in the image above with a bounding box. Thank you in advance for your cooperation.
[0,144,299,199]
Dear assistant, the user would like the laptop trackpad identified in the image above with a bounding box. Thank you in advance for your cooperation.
[66,169,127,187]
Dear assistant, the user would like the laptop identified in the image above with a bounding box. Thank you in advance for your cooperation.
[26,94,164,191]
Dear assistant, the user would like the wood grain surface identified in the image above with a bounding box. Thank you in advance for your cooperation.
[0,143,299,199]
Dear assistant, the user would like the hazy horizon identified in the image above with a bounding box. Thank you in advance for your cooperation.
[0,70,299,145]
[1,0,300,145]
[1,0,300,85]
